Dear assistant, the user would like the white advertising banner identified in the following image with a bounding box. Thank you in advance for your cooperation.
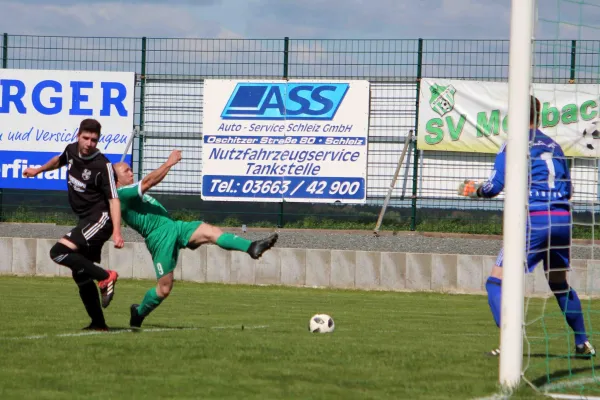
[201,79,370,203]
[0,68,135,190]
[417,78,600,158]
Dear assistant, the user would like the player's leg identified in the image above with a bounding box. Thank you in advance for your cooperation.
[50,238,107,282]
[547,269,594,356]
[544,213,594,356]
[483,259,503,356]
[77,214,119,308]
[182,221,278,259]
[130,234,177,329]
[486,215,542,325]
[49,217,111,328]
[130,272,174,329]
[84,243,118,309]
[72,269,108,330]
[49,220,111,282]
[484,220,543,357]
[485,259,503,329]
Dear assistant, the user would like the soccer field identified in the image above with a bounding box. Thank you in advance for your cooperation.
[0,276,595,400]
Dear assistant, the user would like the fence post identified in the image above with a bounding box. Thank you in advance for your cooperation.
[2,33,7,68]
[0,33,7,222]
[570,39,577,82]
[138,36,147,182]
[278,36,290,228]
[283,37,289,77]
[568,40,577,171]
[410,38,423,231]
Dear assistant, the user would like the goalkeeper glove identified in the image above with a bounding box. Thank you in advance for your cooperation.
[457,179,482,198]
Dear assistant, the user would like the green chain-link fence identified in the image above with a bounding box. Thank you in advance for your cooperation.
[0,34,595,233]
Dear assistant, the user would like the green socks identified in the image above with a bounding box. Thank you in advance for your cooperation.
[216,232,252,252]
[137,287,164,317]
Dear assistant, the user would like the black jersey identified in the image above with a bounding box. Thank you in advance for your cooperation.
[58,143,118,218]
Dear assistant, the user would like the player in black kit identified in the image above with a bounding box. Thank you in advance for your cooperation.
[23,118,124,331]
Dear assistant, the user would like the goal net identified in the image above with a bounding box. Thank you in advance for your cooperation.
[504,0,600,398]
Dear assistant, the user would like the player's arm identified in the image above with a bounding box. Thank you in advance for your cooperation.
[109,198,124,248]
[101,163,124,249]
[139,150,182,195]
[458,145,506,199]
[23,149,67,177]
[478,149,506,198]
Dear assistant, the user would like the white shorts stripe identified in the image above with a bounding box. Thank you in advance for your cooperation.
[106,163,118,199]
[83,212,109,240]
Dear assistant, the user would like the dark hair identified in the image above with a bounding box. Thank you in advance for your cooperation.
[530,95,541,126]
[78,118,102,137]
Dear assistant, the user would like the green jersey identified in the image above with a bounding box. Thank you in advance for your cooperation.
[117,182,173,238]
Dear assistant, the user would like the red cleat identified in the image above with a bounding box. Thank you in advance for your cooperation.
[98,270,118,308]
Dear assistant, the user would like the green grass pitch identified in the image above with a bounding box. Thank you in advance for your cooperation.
[0,276,598,399]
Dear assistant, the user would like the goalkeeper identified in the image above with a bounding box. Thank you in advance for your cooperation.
[458,95,595,357]
[113,150,278,329]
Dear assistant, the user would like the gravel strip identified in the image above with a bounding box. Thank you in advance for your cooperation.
[2,222,600,260]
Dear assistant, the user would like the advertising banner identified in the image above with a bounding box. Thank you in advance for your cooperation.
[202,79,370,203]
[0,68,135,190]
[417,79,600,158]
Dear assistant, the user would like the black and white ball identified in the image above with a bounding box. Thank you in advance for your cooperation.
[309,314,335,333]
[582,119,600,150]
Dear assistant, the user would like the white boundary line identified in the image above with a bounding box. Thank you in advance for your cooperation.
[540,377,600,400]
[541,377,600,392]
[0,325,269,341]
[472,376,600,400]
[544,394,600,400]
[540,376,600,399]
[471,394,509,400]
[473,391,600,400]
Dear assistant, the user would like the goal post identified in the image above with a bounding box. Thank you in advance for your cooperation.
[500,0,537,391]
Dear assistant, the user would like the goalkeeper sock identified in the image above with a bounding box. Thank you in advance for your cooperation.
[486,277,502,328]
[549,281,588,346]
[216,233,251,252]
[137,287,165,318]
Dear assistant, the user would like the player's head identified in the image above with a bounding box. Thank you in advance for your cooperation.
[77,118,102,156]
[530,95,541,128]
[113,162,134,186]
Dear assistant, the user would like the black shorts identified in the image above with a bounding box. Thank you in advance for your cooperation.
[63,211,113,263]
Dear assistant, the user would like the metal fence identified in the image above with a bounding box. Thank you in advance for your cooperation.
[1,34,599,232]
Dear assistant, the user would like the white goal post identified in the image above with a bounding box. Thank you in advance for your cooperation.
[500,0,537,391]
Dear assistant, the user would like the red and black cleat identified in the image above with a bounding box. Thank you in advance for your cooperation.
[98,270,119,308]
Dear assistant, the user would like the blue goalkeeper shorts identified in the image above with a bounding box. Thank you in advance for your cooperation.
[496,211,571,273]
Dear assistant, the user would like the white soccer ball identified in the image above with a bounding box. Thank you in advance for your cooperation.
[308,314,335,333]
[582,119,600,151]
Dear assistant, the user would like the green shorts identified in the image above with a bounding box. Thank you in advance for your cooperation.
[145,220,203,279]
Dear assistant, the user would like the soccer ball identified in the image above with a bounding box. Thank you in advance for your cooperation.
[582,119,600,150]
[308,314,335,333]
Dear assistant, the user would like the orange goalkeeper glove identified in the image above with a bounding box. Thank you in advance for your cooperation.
[457,179,482,198]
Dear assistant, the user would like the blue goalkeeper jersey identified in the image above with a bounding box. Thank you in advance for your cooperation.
[480,129,572,212]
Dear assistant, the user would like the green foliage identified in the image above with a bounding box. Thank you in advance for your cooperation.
[2,206,76,225]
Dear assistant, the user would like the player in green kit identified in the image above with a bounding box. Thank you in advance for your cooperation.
[113,150,278,329]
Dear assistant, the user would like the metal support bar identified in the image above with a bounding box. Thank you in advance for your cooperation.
[373,130,414,236]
